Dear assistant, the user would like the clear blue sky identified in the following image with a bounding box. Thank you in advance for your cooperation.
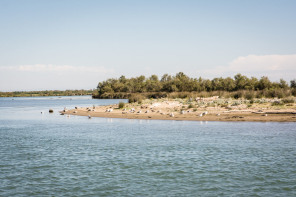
[0,0,296,91]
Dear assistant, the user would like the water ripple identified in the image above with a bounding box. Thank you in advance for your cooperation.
[1,97,296,196]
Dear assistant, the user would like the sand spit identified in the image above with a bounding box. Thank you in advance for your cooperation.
[61,97,296,122]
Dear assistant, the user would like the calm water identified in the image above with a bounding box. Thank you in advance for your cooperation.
[0,96,295,196]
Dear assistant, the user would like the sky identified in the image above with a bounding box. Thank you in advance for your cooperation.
[0,0,296,91]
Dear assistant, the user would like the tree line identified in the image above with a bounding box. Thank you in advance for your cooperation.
[0,89,95,97]
[94,72,296,99]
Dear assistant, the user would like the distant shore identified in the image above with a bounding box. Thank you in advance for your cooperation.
[61,97,296,122]
[0,90,94,97]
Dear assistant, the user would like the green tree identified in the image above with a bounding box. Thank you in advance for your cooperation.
[234,73,249,90]
[222,77,235,91]
[290,79,296,88]
[146,75,161,92]
[257,76,272,90]
[279,79,289,89]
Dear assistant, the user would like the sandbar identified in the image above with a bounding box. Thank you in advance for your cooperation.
[61,97,296,122]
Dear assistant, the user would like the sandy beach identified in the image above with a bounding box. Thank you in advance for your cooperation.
[61,97,296,122]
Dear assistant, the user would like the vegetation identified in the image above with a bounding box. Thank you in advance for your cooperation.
[93,73,296,101]
[188,103,195,108]
[118,102,125,109]
[282,97,295,104]
[0,89,95,97]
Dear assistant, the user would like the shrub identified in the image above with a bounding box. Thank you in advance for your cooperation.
[245,91,255,100]
[232,91,243,99]
[118,102,125,108]
[266,89,284,98]
[168,92,186,99]
[282,98,295,104]
[188,103,194,108]
[128,94,144,103]
[291,89,296,96]
[221,104,228,108]
[256,91,264,98]
[271,101,283,106]
[147,92,167,99]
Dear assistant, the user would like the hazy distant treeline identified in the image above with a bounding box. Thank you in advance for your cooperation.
[94,72,296,99]
[0,89,95,97]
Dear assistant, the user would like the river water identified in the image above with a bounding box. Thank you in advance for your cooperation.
[0,96,295,196]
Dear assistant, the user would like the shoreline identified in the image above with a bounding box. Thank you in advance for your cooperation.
[61,98,296,122]
[62,110,296,122]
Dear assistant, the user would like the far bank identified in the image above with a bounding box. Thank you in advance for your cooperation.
[62,97,296,122]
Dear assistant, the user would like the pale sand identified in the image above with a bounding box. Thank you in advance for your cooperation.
[61,98,296,122]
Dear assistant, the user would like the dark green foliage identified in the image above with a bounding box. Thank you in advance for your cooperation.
[279,79,289,89]
[148,92,167,99]
[118,102,125,108]
[257,76,272,90]
[233,91,243,99]
[234,74,249,90]
[93,73,294,99]
[188,103,194,108]
[291,79,296,89]
[264,88,285,98]
[291,89,296,96]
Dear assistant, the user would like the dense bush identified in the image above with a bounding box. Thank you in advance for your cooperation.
[96,73,294,96]
[118,102,125,108]
[245,91,255,100]
[291,89,296,96]
[93,73,295,100]
[232,91,243,99]
[188,103,194,108]
[128,94,144,104]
